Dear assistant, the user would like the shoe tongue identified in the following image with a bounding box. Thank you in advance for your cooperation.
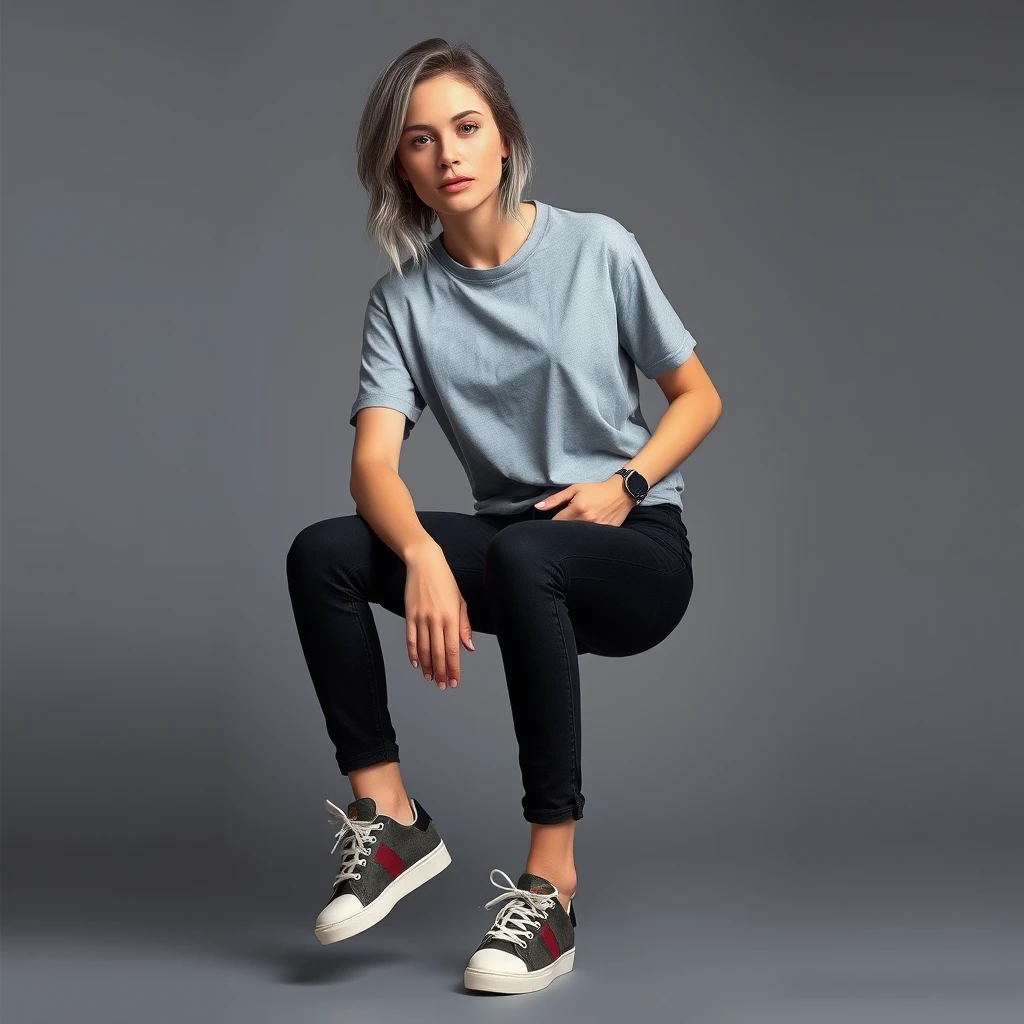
[516,871,556,896]
[346,796,377,822]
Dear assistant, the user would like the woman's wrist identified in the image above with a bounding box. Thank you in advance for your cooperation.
[401,536,442,565]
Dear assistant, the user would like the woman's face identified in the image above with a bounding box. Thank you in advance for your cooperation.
[395,73,507,213]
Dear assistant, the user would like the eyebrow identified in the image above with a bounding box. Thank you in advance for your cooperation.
[402,110,483,134]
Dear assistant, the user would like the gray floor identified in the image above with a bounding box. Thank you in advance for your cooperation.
[4,855,1023,1023]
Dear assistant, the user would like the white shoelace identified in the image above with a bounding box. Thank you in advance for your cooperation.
[482,868,558,948]
[325,798,382,885]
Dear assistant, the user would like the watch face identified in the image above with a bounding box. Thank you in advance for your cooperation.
[625,470,648,500]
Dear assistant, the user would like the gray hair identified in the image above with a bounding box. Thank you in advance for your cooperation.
[356,38,536,277]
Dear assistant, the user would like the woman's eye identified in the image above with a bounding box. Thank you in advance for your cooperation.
[411,123,479,147]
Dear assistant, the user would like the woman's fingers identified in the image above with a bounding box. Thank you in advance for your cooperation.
[424,616,462,689]
[460,599,475,652]
[417,620,433,682]
[407,621,419,669]
[445,619,460,687]
[406,592,469,690]
[430,615,448,688]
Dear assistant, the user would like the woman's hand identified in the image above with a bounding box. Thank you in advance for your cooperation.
[535,478,636,525]
[403,541,474,690]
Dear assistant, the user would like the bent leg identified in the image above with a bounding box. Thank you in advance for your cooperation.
[286,515,403,774]
[285,511,501,774]
[484,517,693,824]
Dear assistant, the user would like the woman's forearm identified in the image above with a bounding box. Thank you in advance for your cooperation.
[350,459,439,564]
[622,388,722,491]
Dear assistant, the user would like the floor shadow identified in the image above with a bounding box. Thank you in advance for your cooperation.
[228,938,410,985]
[3,921,414,988]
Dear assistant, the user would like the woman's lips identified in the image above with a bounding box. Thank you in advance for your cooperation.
[439,178,473,192]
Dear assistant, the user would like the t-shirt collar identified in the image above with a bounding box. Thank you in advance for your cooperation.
[428,200,550,284]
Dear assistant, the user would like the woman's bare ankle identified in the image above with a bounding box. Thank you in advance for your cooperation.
[348,763,415,825]
[352,789,414,825]
[376,795,415,825]
[526,818,577,911]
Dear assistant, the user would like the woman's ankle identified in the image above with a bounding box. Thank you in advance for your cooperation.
[526,818,576,910]
[363,792,414,825]
[348,763,414,825]
[524,862,577,910]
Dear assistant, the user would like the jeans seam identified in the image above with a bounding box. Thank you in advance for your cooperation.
[568,566,691,583]
[560,551,689,575]
[553,556,581,818]
[341,560,389,754]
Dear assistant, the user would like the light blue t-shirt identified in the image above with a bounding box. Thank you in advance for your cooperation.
[349,199,697,515]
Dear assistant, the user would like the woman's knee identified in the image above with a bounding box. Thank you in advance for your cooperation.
[286,514,370,584]
[483,521,549,580]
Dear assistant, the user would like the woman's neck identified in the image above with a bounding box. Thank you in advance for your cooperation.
[437,200,537,270]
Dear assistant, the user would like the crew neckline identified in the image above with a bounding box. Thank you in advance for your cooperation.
[428,200,549,283]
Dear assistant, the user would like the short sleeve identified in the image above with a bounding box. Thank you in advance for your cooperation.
[614,231,697,379]
[348,287,426,440]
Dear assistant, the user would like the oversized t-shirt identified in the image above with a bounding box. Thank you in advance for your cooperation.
[349,199,698,515]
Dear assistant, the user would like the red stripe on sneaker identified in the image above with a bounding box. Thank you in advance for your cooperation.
[540,922,560,959]
[374,843,407,879]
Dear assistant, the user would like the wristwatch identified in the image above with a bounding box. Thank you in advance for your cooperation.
[615,466,649,505]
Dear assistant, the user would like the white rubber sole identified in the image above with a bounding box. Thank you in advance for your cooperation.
[314,839,452,944]
[464,946,576,994]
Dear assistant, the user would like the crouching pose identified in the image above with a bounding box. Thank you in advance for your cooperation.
[286,36,721,995]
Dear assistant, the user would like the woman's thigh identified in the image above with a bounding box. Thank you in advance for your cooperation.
[312,507,691,653]
[487,513,694,658]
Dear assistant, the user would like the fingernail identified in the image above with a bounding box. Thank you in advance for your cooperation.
[412,660,418,668]
[439,682,446,690]
[535,501,545,507]
[467,639,475,650]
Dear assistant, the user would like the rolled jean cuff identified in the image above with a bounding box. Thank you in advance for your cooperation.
[523,803,584,824]
[337,745,400,775]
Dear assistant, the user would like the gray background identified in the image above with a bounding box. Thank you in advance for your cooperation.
[2,1,1022,1021]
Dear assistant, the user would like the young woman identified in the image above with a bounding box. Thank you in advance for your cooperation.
[286,38,722,995]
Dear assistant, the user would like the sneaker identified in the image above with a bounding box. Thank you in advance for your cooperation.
[314,795,451,944]
[463,869,577,994]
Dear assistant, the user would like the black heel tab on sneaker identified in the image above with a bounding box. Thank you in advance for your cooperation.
[411,798,432,831]
[568,899,577,927]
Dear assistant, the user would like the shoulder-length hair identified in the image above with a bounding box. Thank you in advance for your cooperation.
[356,38,536,277]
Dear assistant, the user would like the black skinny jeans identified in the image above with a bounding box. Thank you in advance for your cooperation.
[285,500,694,824]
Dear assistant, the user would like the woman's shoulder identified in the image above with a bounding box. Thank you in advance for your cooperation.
[543,200,633,247]
[542,201,638,283]
[544,202,636,270]
[366,251,431,310]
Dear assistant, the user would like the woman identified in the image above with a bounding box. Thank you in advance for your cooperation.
[286,38,722,995]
